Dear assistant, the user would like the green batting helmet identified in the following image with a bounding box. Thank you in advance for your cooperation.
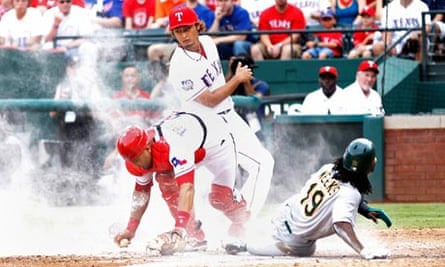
[342,138,376,174]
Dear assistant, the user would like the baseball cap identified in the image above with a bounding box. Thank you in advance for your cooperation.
[360,6,375,17]
[358,60,379,74]
[320,8,336,19]
[169,6,198,31]
[319,66,338,78]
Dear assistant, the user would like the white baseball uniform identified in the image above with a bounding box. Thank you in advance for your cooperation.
[134,111,237,189]
[168,35,274,218]
[245,163,360,256]
[342,81,384,115]
[300,86,346,114]
[381,0,430,54]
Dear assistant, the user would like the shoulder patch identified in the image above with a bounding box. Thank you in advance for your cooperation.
[181,79,194,91]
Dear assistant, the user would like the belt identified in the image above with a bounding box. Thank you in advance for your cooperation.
[217,109,232,115]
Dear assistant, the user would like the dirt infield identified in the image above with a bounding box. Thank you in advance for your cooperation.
[1,228,443,267]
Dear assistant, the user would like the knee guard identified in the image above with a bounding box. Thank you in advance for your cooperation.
[208,184,251,225]
[155,172,179,217]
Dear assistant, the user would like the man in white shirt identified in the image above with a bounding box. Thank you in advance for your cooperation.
[342,60,384,116]
[300,66,345,115]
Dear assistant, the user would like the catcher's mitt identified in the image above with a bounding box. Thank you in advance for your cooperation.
[146,228,187,256]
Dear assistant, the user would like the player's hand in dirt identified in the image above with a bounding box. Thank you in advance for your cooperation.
[360,247,391,260]
[146,228,187,255]
[114,229,135,247]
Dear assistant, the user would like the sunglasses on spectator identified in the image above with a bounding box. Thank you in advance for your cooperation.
[58,0,71,4]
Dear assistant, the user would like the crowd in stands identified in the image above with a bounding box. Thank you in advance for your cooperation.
[0,0,442,61]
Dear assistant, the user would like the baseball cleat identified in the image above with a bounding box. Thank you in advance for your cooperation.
[223,239,247,255]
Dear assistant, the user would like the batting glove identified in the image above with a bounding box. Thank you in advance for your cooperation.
[368,207,393,228]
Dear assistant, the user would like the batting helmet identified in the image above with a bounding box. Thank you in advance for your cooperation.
[342,138,376,174]
[117,126,155,161]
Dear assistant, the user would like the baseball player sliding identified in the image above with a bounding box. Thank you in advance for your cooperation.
[167,7,275,233]
[113,111,250,255]
[224,138,392,260]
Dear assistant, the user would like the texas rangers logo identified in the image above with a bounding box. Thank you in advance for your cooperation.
[181,79,194,91]
[171,157,187,167]
[174,11,184,22]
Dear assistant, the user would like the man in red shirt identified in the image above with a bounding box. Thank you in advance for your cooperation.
[122,0,155,29]
[250,0,306,60]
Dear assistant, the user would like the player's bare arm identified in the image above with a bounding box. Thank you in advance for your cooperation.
[113,189,151,245]
[333,221,363,254]
[195,63,252,107]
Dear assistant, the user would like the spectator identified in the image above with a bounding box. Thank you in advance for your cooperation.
[364,0,382,21]
[250,0,306,60]
[102,65,157,171]
[301,8,343,59]
[42,0,95,58]
[112,64,154,122]
[0,0,12,20]
[223,138,391,260]
[300,66,346,114]
[347,6,379,58]
[152,0,185,28]
[29,0,84,14]
[0,0,44,50]
[372,0,430,60]
[422,0,445,57]
[84,0,127,60]
[226,53,270,139]
[48,55,103,178]
[237,0,274,28]
[342,60,384,115]
[329,0,365,27]
[146,0,214,62]
[207,0,255,60]
[122,0,156,29]
[291,0,331,29]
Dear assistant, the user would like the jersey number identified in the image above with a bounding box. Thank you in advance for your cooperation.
[300,182,324,217]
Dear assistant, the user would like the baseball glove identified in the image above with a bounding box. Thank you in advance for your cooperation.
[146,228,187,256]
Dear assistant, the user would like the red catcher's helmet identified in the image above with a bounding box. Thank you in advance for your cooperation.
[117,126,155,161]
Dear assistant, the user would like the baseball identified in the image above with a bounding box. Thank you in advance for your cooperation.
[119,238,129,248]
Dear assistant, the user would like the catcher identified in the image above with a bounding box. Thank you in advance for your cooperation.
[113,110,250,255]
[224,138,392,260]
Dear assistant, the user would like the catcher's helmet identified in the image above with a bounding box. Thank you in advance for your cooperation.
[117,126,155,161]
[342,138,376,174]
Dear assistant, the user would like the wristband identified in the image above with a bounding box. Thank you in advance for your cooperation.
[175,210,190,228]
[126,217,140,233]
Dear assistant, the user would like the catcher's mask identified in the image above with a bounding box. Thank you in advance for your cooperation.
[117,126,155,161]
[342,138,376,174]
